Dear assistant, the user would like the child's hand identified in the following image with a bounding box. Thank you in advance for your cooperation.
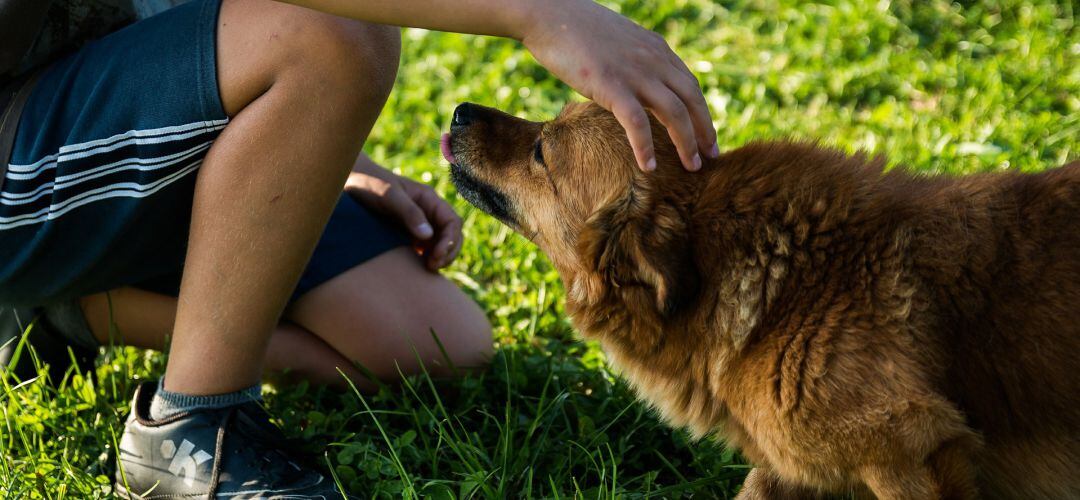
[521,0,718,172]
[281,0,714,172]
[346,158,463,271]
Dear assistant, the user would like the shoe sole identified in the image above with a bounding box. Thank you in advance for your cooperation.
[113,484,146,499]
[114,482,344,499]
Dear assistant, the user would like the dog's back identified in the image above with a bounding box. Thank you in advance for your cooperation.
[696,146,1079,498]
[915,162,1080,498]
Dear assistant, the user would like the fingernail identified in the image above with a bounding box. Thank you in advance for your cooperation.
[645,157,657,171]
[708,143,721,159]
[416,223,434,239]
[692,153,702,171]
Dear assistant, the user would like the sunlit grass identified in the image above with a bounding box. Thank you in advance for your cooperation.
[1,0,1076,497]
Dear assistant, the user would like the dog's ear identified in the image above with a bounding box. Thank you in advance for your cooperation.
[578,189,699,317]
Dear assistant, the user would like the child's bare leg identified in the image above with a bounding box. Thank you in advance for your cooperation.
[81,286,365,384]
[162,0,400,395]
[284,247,492,381]
[80,248,493,389]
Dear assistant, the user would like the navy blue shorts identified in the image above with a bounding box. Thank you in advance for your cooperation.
[0,0,409,307]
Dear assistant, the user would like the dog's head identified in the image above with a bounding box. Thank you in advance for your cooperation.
[445,102,700,317]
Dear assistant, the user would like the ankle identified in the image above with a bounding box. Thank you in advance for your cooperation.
[149,378,261,421]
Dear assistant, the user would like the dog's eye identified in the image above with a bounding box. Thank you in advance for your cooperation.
[533,140,545,166]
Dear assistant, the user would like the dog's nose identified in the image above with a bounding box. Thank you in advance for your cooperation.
[452,103,472,127]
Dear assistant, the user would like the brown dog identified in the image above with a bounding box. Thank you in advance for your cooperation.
[443,101,1080,499]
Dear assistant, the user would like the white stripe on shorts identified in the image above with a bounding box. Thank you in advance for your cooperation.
[1,141,213,206]
[5,119,228,179]
[0,159,204,231]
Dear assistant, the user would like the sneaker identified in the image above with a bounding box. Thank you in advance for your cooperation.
[115,382,351,499]
[0,305,96,382]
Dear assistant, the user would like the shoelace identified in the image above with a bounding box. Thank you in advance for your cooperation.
[205,407,234,498]
[204,405,321,498]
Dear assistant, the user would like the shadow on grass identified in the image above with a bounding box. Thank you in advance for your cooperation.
[268,337,749,498]
[1,323,748,498]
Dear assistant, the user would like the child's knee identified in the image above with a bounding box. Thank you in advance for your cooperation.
[217,0,400,117]
[299,18,401,105]
[408,296,492,378]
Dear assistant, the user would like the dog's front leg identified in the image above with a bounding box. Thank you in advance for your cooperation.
[858,463,942,500]
[857,436,980,500]
[734,467,828,500]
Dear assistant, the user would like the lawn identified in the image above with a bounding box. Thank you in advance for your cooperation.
[2,0,1077,497]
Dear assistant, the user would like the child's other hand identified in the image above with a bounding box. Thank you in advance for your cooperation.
[346,161,463,271]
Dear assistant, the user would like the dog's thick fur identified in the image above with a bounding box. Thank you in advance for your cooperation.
[446,101,1080,499]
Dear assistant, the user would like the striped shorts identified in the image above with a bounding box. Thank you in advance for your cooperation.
[0,0,409,307]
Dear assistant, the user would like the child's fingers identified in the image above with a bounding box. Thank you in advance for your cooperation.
[604,87,657,172]
[642,83,701,171]
[385,184,434,240]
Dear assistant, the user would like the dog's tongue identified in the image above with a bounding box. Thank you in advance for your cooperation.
[440,133,457,164]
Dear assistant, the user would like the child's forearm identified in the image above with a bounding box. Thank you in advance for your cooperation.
[273,0,555,41]
[277,0,719,174]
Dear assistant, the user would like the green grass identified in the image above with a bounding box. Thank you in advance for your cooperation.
[2,0,1077,497]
